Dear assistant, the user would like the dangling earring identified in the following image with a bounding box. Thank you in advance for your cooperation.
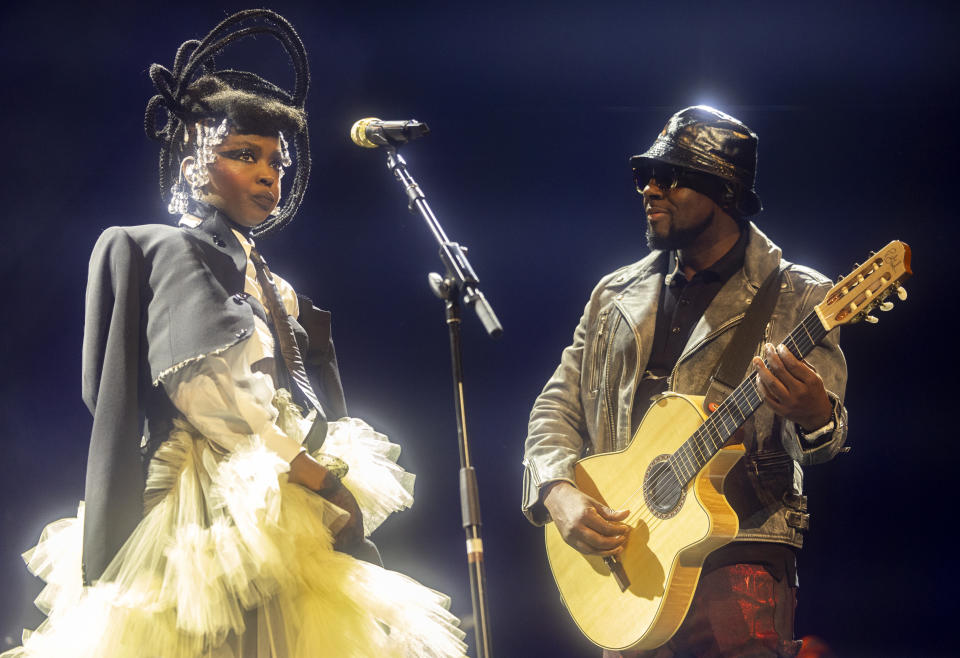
[182,155,204,196]
[270,130,293,216]
[278,131,293,168]
[168,170,190,215]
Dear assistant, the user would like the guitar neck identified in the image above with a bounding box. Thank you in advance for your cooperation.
[669,310,828,484]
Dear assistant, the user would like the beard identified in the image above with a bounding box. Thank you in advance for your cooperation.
[645,209,714,250]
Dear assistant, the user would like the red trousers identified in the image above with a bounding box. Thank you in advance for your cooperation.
[603,564,801,658]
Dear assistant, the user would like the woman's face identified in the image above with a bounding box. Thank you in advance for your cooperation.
[200,131,284,227]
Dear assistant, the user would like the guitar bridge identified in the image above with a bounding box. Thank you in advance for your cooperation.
[604,556,630,592]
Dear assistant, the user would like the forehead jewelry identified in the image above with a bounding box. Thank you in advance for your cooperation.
[189,118,229,190]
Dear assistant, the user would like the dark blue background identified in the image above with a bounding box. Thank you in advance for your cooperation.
[1,1,956,655]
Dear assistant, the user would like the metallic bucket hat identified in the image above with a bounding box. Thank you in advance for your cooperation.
[630,105,762,216]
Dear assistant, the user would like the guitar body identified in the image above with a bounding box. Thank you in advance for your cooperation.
[544,393,746,651]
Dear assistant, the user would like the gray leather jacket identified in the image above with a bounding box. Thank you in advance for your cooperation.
[522,223,848,548]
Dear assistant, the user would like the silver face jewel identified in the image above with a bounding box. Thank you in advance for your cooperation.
[183,118,230,198]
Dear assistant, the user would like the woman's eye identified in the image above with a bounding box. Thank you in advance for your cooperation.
[270,159,283,171]
[223,149,256,162]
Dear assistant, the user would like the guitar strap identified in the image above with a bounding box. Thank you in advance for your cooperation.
[703,263,785,410]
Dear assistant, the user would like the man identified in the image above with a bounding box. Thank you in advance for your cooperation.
[522,106,848,657]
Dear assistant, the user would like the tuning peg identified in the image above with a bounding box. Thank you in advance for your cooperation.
[864,315,879,324]
[896,286,908,301]
[879,301,894,311]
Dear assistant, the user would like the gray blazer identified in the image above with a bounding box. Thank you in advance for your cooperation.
[81,208,346,583]
[522,223,848,547]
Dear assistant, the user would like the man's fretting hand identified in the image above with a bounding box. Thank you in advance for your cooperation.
[753,342,833,431]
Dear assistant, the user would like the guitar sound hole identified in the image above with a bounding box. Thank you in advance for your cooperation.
[643,457,685,519]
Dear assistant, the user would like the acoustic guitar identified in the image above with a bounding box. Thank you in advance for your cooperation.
[544,241,912,651]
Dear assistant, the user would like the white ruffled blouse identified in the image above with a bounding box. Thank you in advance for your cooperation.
[159,214,306,463]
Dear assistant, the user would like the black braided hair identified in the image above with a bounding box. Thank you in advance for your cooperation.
[144,9,311,237]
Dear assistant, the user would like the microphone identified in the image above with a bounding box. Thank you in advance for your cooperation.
[350,117,430,148]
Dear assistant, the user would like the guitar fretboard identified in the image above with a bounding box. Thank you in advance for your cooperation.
[668,310,828,485]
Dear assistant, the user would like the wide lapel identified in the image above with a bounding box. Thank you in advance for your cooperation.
[679,222,781,361]
[614,251,669,373]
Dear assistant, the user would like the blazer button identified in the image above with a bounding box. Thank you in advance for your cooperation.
[212,233,227,248]
[232,293,248,305]
[234,328,249,338]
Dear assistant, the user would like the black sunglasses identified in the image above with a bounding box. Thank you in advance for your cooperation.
[632,164,727,199]
[632,164,681,193]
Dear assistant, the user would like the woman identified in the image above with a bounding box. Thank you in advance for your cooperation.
[3,10,466,658]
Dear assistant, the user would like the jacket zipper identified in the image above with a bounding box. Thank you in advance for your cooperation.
[603,313,621,446]
[610,302,640,450]
[591,309,610,393]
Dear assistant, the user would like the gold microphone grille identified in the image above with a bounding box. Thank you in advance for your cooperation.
[350,117,381,148]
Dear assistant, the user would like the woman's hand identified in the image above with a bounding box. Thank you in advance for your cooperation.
[322,485,365,551]
[287,452,365,550]
[288,451,338,491]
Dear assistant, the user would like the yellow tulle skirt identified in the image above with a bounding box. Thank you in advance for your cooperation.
[4,395,467,658]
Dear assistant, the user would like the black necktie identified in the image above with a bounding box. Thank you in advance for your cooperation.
[248,247,322,413]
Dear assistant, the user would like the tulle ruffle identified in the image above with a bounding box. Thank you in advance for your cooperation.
[4,400,465,658]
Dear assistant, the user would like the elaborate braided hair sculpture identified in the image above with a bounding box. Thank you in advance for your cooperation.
[144,9,310,237]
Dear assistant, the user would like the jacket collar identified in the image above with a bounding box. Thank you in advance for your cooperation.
[180,203,248,279]
[740,222,782,291]
[683,222,782,360]
[622,221,781,292]
[613,222,783,367]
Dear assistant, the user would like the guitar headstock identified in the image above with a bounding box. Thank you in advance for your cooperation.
[815,240,912,330]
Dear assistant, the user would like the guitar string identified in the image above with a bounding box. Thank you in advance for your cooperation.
[622,374,767,529]
[624,371,781,532]
[630,316,816,505]
[575,267,898,558]
[609,312,825,529]
[608,266,899,536]
[621,317,822,529]
[622,317,819,522]
[621,368,770,527]
[630,271,896,532]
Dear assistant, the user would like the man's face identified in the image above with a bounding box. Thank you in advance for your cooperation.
[640,168,719,250]
[200,131,284,227]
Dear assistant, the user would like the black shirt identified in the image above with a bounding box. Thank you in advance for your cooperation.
[630,228,748,434]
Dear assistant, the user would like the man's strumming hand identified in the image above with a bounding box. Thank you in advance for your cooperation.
[543,481,630,557]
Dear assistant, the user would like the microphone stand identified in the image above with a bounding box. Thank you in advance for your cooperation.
[382,143,500,658]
